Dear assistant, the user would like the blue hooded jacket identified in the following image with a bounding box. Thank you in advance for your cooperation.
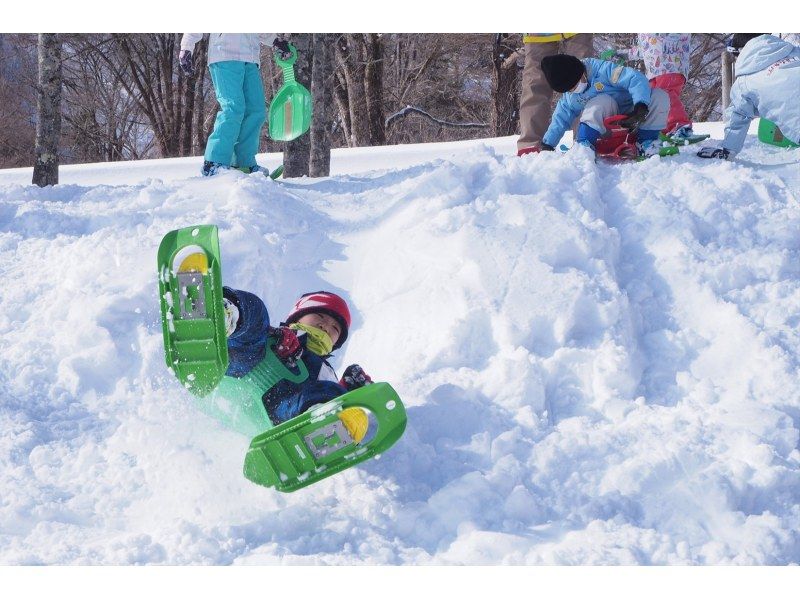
[723,35,800,154]
[543,58,653,148]
[223,287,345,425]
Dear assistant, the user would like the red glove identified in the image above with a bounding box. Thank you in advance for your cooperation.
[340,364,372,390]
[270,326,303,362]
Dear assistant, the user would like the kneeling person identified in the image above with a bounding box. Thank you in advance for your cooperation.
[538,53,670,157]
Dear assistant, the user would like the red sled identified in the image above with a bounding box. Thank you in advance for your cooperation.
[595,115,640,160]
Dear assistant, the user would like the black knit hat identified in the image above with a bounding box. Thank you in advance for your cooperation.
[541,54,586,93]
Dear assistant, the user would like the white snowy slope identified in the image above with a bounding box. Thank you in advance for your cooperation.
[0,125,799,565]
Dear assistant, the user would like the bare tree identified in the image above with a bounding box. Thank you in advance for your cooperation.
[283,33,313,178]
[60,35,152,162]
[364,33,386,145]
[381,34,492,145]
[335,34,371,147]
[492,33,521,136]
[32,33,62,187]
[721,49,734,112]
[191,36,211,155]
[0,34,37,168]
[310,33,336,177]
[93,34,203,158]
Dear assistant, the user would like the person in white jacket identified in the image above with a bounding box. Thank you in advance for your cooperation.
[180,33,291,176]
[698,34,800,159]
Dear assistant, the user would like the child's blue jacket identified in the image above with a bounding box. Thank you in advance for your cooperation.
[543,58,653,148]
[223,287,345,425]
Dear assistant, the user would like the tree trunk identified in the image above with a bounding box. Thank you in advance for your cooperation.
[721,50,734,113]
[283,33,313,178]
[310,33,335,177]
[193,36,210,154]
[32,33,62,187]
[492,34,520,137]
[336,34,371,147]
[332,60,352,145]
[365,33,386,145]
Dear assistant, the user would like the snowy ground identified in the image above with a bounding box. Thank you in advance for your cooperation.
[1,123,799,565]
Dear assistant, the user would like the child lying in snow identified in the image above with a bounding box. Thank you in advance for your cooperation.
[220,288,371,440]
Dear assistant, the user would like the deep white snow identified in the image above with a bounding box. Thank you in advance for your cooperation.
[1,123,799,564]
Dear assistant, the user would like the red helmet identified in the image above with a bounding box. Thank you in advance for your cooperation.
[284,291,351,350]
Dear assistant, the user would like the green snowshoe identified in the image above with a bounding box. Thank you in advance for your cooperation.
[157,224,228,397]
[243,382,407,492]
[660,130,711,146]
[758,118,799,149]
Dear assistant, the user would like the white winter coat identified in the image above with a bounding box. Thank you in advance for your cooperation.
[180,33,277,65]
[723,35,800,154]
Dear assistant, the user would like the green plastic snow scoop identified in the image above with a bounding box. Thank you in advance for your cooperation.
[758,118,799,149]
[243,382,407,492]
[268,44,312,141]
[157,224,228,397]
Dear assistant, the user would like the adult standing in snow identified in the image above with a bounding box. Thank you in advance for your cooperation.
[179,33,292,176]
[698,34,800,160]
[605,34,694,138]
[517,33,594,156]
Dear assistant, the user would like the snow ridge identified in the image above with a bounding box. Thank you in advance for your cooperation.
[0,136,798,564]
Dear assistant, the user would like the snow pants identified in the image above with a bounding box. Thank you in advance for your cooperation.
[650,73,691,134]
[580,88,670,139]
[518,33,595,151]
[205,61,266,168]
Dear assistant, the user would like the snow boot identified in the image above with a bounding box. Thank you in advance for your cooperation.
[202,161,229,177]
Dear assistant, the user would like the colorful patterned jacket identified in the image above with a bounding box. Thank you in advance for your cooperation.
[623,33,692,79]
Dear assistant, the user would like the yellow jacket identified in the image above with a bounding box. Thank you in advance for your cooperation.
[523,33,578,44]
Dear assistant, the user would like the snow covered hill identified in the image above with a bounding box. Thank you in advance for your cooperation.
[1,125,799,565]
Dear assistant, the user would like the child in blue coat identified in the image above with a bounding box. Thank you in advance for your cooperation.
[538,53,670,156]
[219,287,371,437]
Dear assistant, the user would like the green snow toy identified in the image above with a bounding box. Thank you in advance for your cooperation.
[758,118,800,149]
[157,224,407,492]
[244,382,407,492]
[157,224,228,397]
[268,44,312,141]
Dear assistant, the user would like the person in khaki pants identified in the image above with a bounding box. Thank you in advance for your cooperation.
[518,33,594,155]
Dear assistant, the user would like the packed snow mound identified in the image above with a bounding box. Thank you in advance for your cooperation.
[1,129,799,564]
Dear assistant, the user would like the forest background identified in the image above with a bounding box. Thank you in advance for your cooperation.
[0,33,735,173]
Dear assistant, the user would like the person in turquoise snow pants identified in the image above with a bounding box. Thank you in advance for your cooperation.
[179,33,292,177]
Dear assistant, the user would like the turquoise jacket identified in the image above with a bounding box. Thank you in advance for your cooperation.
[542,58,653,148]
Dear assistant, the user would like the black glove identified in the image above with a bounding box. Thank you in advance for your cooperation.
[697,147,731,160]
[619,102,649,132]
[541,143,555,151]
[273,38,293,61]
[340,364,372,390]
[178,50,195,77]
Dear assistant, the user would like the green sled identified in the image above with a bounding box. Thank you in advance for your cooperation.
[157,224,228,397]
[268,45,312,141]
[243,382,407,492]
[758,118,799,149]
